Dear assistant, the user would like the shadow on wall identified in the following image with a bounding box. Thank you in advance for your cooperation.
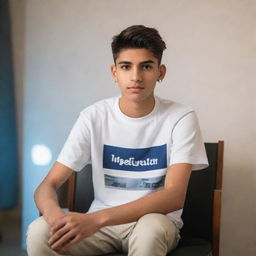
[0,0,19,210]
[0,0,26,252]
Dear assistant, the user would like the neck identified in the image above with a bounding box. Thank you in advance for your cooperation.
[118,96,155,118]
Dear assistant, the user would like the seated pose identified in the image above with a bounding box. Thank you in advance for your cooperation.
[26,25,208,256]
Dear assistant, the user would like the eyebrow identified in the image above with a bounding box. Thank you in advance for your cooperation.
[117,60,156,65]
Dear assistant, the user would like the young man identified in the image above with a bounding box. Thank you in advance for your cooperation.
[27,25,208,256]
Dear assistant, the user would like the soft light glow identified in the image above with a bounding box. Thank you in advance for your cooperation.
[31,144,52,166]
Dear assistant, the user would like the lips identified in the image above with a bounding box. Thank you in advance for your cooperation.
[128,86,144,90]
[127,86,144,92]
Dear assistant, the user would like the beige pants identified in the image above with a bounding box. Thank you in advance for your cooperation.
[26,213,180,256]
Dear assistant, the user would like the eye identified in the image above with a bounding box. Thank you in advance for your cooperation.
[142,64,152,70]
[120,65,130,70]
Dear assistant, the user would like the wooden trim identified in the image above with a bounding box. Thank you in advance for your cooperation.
[212,141,224,256]
[212,189,222,256]
[67,172,77,211]
[216,141,224,189]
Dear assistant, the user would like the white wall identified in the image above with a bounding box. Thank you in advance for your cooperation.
[10,0,256,255]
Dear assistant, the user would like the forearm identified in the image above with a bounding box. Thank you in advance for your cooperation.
[34,182,64,225]
[96,187,183,228]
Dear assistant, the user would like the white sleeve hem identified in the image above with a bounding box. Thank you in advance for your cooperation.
[56,159,83,172]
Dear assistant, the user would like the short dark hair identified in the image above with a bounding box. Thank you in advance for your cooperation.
[111,25,166,64]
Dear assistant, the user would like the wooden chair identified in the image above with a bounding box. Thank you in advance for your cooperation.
[60,141,224,256]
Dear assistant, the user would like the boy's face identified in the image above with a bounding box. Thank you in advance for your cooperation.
[111,48,166,104]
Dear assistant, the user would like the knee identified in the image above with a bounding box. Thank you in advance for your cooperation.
[27,216,50,241]
[131,213,171,241]
[26,216,50,251]
[128,214,179,254]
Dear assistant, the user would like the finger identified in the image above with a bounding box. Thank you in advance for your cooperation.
[51,218,66,234]
[50,230,76,250]
[62,235,81,250]
[48,225,69,245]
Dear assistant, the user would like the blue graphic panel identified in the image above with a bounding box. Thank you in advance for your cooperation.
[103,144,167,171]
[105,174,165,190]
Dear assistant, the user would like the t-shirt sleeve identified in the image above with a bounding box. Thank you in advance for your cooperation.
[57,113,91,172]
[169,111,209,170]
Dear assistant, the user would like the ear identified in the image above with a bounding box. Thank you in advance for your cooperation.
[158,64,167,81]
[111,65,117,80]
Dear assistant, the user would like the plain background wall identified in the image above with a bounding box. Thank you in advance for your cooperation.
[9,0,256,255]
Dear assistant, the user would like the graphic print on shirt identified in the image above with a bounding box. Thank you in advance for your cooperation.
[105,174,165,191]
[103,144,167,190]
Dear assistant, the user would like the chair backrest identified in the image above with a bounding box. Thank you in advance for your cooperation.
[65,141,223,256]
[68,164,94,213]
[180,142,223,250]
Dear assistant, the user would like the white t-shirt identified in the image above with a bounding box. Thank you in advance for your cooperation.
[57,95,209,229]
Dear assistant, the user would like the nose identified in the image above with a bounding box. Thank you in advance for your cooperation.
[130,67,142,83]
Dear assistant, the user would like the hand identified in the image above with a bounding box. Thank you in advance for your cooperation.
[48,212,102,251]
[46,209,66,228]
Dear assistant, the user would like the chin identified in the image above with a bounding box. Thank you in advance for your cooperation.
[128,94,152,103]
